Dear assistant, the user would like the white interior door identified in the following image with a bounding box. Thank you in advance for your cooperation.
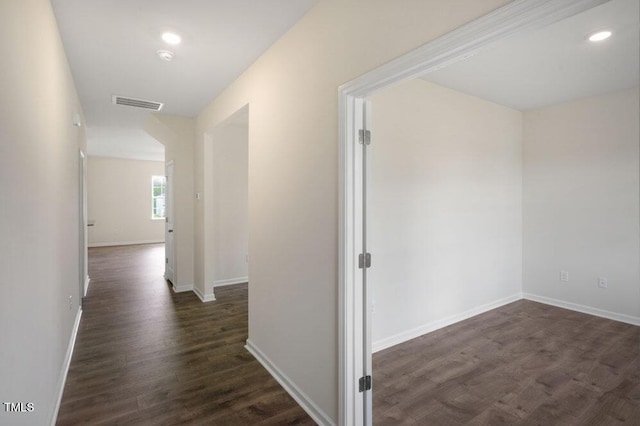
[165,161,175,283]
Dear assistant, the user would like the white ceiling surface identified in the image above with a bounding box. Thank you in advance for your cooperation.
[422,0,640,111]
[51,0,318,161]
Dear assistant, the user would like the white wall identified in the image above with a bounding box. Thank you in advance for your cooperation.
[369,79,523,350]
[523,87,640,322]
[211,122,249,286]
[0,0,86,424]
[368,82,640,349]
[194,0,510,421]
[87,156,165,246]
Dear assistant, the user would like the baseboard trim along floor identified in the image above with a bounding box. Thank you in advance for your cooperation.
[373,292,523,353]
[51,307,82,426]
[245,339,335,426]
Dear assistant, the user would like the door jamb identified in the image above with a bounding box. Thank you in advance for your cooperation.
[79,149,89,302]
[165,160,175,285]
[337,0,608,424]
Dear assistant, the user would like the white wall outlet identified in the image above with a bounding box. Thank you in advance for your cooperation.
[68,295,73,311]
[560,270,569,282]
[598,277,608,289]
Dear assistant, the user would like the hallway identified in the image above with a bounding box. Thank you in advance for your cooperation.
[57,244,313,425]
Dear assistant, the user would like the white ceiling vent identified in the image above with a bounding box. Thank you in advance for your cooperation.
[112,95,164,111]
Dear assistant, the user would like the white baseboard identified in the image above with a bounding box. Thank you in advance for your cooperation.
[523,293,640,326]
[213,276,248,287]
[51,307,83,426]
[171,283,194,293]
[373,292,523,353]
[171,283,216,303]
[88,239,165,248]
[193,286,216,303]
[245,339,335,426]
[83,275,90,297]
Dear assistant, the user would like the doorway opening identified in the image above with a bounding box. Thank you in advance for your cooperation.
[84,139,167,290]
[338,0,634,424]
[203,105,250,302]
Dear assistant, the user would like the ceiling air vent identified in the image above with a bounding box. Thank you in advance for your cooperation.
[112,95,164,111]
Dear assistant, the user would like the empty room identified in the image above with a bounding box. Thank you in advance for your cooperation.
[87,156,167,248]
[355,0,639,423]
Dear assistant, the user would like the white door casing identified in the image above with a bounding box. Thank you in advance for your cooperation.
[338,1,609,424]
[79,150,89,300]
[165,161,175,284]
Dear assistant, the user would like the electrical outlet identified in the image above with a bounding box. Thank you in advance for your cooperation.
[560,270,569,282]
[598,277,608,289]
[68,295,73,311]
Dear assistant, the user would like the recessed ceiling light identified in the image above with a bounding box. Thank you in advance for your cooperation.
[156,49,175,61]
[588,30,612,42]
[162,32,181,45]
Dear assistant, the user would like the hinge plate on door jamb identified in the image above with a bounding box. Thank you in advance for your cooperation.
[358,253,372,269]
[359,375,372,392]
[358,129,371,145]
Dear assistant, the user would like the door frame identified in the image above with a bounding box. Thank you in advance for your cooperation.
[165,160,176,284]
[203,104,250,302]
[337,0,608,424]
[79,150,89,301]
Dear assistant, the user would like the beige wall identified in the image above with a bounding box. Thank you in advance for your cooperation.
[523,87,640,320]
[87,156,165,246]
[195,0,509,421]
[369,78,523,349]
[145,114,195,289]
[0,0,87,424]
[211,122,249,286]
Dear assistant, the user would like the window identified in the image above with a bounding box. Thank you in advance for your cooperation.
[151,175,166,220]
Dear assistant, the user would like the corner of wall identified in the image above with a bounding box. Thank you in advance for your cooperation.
[143,114,197,291]
[245,340,336,426]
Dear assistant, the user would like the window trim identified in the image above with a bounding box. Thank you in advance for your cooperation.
[151,175,166,220]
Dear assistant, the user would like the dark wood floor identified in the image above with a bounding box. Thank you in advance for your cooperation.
[57,244,313,425]
[58,244,639,425]
[373,299,640,425]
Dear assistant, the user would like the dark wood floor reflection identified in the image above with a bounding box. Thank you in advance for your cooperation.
[373,300,640,425]
[57,244,313,425]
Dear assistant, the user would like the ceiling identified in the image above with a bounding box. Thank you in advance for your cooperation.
[422,0,639,111]
[51,0,318,161]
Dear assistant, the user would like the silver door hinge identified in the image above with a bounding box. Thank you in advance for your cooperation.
[358,129,371,145]
[165,257,168,264]
[359,375,372,392]
[358,253,372,269]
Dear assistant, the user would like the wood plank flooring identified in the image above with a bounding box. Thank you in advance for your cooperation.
[59,243,639,425]
[56,244,313,425]
[373,300,640,425]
